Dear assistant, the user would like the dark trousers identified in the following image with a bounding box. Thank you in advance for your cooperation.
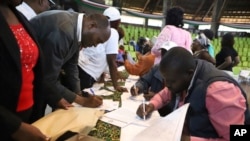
[78,66,96,90]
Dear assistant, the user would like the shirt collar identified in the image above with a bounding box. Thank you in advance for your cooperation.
[16,2,37,20]
[187,65,198,91]
[77,13,84,43]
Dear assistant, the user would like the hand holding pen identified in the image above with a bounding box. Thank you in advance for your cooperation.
[142,99,146,120]
[136,102,155,120]
[130,84,139,96]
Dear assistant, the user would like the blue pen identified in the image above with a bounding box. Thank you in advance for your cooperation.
[90,88,95,95]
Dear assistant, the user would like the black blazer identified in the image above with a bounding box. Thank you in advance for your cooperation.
[0,6,44,139]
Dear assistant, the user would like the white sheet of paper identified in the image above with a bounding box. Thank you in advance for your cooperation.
[98,99,119,111]
[100,116,128,128]
[92,89,113,96]
[129,95,145,102]
[72,100,119,111]
[120,124,147,141]
[84,87,113,96]
[239,70,250,78]
[132,103,190,141]
[102,108,137,127]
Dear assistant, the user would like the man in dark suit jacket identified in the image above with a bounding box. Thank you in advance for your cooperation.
[29,10,111,119]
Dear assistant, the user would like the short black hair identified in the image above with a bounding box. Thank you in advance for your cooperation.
[137,37,147,46]
[221,32,234,48]
[88,13,109,29]
[165,6,184,28]
[203,29,214,40]
[160,47,195,74]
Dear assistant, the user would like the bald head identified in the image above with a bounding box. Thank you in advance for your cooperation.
[160,47,196,74]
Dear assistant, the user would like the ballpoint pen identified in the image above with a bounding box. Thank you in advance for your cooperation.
[142,99,146,120]
[90,88,95,96]
[134,84,138,95]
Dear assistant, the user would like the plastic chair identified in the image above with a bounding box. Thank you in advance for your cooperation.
[233,67,241,75]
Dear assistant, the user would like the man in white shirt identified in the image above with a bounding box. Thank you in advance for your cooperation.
[16,0,52,20]
[78,7,127,92]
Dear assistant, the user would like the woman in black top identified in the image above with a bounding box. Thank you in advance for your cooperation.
[216,33,240,71]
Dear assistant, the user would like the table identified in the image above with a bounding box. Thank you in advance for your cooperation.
[88,72,250,141]
[87,74,161,141]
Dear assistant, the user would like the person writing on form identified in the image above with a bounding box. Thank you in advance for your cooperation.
[137,47,250,141]
[29,10,109,120]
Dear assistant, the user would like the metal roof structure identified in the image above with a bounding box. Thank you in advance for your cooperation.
[121,0,250,24]
[78,0,250,34]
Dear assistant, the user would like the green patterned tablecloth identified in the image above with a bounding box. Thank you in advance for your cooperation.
[88,80,125,141]
[88,120,121,141]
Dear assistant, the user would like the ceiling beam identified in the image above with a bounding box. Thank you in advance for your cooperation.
[192,0,206,20]
[211,0,229,37]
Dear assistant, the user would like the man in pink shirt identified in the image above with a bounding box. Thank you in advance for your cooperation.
[137,47,250,141]
[151,7,192,64]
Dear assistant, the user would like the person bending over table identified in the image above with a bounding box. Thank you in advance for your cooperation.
[78,7,127,92]
[29,10,110,120]
[130,41,177,116]
[137,47,250,141]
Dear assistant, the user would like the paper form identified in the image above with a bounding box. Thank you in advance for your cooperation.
[101,108,137,127]
[132,103,190,141]
[72,100,119,111]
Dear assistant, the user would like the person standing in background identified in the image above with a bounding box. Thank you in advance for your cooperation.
[151,6,192,65]
[216,32,240,71]
[0,0,50,140]
[202,29,215,58]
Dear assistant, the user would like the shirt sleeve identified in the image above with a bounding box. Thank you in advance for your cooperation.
[206,81,246,140]
[105,28,119,55]
[151,26,171,64]
[150,87,172,110]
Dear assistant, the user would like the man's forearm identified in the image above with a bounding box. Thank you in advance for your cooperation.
[109,65,118,89]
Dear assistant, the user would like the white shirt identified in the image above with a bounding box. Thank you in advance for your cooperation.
[16,2,37,20]
[78,28,119,80]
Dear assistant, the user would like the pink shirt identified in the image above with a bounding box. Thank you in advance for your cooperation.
[150,81,246,141]
[151,25,193,64]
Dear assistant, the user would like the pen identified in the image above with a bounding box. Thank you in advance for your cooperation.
[134,84,138,95]
[90,88,95,95]
[142,99,146,120]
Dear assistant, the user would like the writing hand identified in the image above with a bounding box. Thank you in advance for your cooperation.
[136,103,154,119]
[130,85,139,96]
